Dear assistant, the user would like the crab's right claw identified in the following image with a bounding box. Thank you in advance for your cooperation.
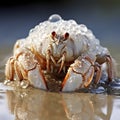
[62,57,95,92]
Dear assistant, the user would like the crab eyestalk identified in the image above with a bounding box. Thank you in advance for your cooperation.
[64,32,69,40]
[51,31,56,40]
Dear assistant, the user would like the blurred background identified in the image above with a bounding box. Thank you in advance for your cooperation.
[0,0,120,60]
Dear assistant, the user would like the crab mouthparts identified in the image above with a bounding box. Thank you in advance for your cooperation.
[44,70,66,92]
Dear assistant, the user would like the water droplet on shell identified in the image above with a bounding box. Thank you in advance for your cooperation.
[48,14,62,22]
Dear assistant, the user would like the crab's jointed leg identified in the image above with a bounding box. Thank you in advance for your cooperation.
[5,57,15,81]
[96,54,114,82]
[94,63,102,84]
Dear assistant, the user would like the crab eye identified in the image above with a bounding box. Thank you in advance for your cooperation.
[64,32,69,40]
[51,31,56,39]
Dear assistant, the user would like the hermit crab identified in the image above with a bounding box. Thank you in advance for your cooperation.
[4,14,116,92]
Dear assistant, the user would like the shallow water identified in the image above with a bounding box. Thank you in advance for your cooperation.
[0,83,120,120]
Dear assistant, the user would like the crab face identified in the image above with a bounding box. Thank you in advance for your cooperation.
[49,31,71,58]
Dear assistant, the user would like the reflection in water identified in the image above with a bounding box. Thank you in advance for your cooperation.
[6,88,66,120]
[5,87,115,120]
[62,93,113,120]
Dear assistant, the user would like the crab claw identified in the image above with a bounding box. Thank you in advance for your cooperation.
[62,56,95,92]
[5,47,48,90]
[28,64,47,89]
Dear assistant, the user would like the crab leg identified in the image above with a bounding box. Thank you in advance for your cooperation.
[106,55,113,82]
[96,54,113,82]
[30,46,46,69]
[14,60,23,81]
[5,57,15,81]
[94,64,102,84]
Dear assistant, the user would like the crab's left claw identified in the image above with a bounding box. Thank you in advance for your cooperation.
[61,56,95,92]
